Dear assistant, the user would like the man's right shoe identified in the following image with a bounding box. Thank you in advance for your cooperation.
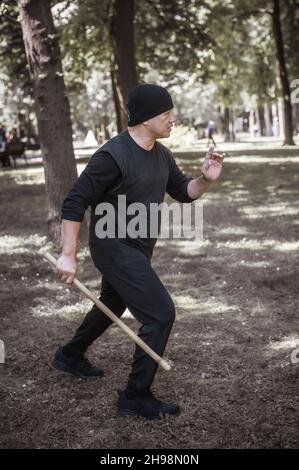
[52,346,104,380]
[117,390,161,420]
[145,390,180,415]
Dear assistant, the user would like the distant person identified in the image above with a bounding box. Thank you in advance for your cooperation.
[7,127,19,143]
[253,122,259,137]
[0,123,7,152]
[0,123,11,167]
[272,117,279,137]
[19,126,26,141]
[207,120,216,146]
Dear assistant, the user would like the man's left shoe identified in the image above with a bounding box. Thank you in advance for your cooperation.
[52,346,104,380]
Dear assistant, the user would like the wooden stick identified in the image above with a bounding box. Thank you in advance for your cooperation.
[43,252,171,371]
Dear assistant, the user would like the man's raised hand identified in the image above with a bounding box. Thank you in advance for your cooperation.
[201,146,225,182]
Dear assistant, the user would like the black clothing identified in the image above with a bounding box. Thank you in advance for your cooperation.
[127,84,173,126]
[117,389,180,419]
[61,151,121,223]
[61,129,195,396]
[63,242,175,396]
[53,346,104,379]
[62,129,194,259]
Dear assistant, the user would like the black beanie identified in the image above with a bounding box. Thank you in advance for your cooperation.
[127,84,173,127]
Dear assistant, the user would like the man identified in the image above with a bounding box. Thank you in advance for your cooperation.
[53,84,224,420]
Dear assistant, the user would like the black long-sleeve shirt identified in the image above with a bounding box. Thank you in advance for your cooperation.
[62,130,195,257]
[62,152,121,222]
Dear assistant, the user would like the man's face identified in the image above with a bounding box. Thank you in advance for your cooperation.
[144,110,175,139]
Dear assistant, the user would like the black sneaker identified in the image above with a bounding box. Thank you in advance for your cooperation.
[146,390,180,415]
[52,347,104,380]
[116,390,161,420]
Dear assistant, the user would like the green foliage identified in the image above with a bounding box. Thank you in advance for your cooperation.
[53,0,112,89]
[135,0,213,84]
[281,0,299,78]
[0,0,31,94]
[0,0,298,133]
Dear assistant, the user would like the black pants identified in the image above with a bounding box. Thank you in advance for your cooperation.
[63,240,175,396]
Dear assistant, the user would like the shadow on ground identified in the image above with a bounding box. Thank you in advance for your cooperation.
[0,152,298,448]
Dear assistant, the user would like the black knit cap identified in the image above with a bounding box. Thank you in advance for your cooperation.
[127,84,173,127]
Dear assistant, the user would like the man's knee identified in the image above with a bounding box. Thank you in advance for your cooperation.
[157,296,176,327]
[98,295,126,317]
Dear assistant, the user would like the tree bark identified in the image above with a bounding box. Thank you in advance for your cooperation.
[295,103,299,135]
[264,103,273,137]
[110,68,123,133]
[17,0,79,245]
[224,107,230,142]
[223,107,235,142]
[272,0,295,145]
[258,105,265,136]
[249,109,255,138]
[277,97,285,139]
[230,108,236,142]
[110,0,139,132]
[294,103,299,134]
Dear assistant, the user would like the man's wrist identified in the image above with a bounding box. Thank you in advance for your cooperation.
[201,173,213,184]
[62,247,77,258]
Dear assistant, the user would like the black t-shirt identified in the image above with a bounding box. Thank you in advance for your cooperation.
[62,129,195,257]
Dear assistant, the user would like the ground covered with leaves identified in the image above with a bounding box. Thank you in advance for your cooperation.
[0,148,298,449]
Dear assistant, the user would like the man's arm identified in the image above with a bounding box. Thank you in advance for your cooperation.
[187,175,214,200]
[166,154,194,203]
[56,151,121,283]
[56,220,81,284]
[187,146,224,200]
[61,151,121,223]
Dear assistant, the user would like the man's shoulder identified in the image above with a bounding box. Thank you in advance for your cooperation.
[88,131,132,174]
[87,132,128,162]
[99,130,130,154]
[156,140,173,161]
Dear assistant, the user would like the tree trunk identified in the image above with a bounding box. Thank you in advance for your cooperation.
[277,97,285,139]
[264,103,273,137]
[258,105,265,136]
[272,102,279,137]
[223,107,235,142]
[224,107,230,142]
[294,103,299,135]
[230,108,236,142]
[110,68,123,133]
[272,0,295,145]
[110,0,139,132]
[249,109,255,138]
[17,0,79,246]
